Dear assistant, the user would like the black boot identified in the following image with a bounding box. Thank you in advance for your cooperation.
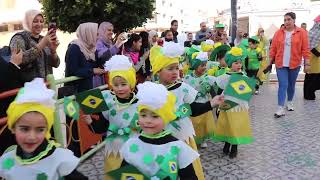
[223,142,230,155]
[229,145,238,159]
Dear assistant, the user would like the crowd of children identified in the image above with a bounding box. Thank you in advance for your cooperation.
[1,27,269,180]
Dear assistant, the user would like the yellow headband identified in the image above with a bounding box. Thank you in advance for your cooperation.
[138,92,177,124]
[7,102,54,139]
[109,67,137,89]
[151,54,179,75]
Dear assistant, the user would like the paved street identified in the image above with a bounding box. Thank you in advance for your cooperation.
[78,83,320,180]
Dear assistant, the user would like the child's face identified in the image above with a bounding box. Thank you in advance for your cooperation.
[138,109,164,135]
[231,60,242,72]
[112,76,132,99]
[158,63,179,85]
[249,42,258,49]
[195,62,207,76]
[13,112,47,153]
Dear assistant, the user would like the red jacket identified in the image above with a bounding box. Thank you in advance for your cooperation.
[269,26,311,69]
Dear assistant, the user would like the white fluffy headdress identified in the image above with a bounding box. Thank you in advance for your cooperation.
[104,55,133,71]
[136,81,168,109]
[196,52,208,61]
[161,41,185,58]
[16,78,56,108]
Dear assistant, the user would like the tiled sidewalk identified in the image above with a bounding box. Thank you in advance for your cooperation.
[78,83,320,180]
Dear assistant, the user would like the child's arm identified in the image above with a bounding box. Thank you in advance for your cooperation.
[178,164,198,180]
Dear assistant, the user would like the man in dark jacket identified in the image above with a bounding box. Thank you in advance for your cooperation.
[0,49,23,154]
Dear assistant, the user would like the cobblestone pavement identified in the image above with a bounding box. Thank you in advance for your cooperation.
[78,83,320,180]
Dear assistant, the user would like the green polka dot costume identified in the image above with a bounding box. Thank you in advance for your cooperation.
[183,73,217,103]
[0,148,79,180]
[165,82,198,141]
[102,90,140,157]
[120,137,199,179]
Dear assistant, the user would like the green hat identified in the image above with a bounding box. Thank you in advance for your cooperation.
[248,36,260,43]
[215,24,225,28]
[190,52,208,70]
[225,47,245,67]
[209,44,231,61]
[186,45,200,61]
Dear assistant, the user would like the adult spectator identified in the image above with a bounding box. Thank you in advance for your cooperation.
[148,30,158,47]
[195,22,210,43]
[95,22,126,87]
[301,22,307,31]
[170,20,179,43]
[0,49,23,155]
[269,12,310,118]
[233,30,244,46]
[304,15,320,100]
[65,22,105,93]
[9,9,60,83]
[184,32,194,47]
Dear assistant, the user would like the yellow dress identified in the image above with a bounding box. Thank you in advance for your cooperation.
[213,74,253,145]
[183,73,216,144]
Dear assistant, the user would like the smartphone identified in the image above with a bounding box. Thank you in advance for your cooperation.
[48,22,57,40]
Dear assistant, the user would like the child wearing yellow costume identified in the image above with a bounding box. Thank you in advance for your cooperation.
[183,52,217,148]
[0,78,87,180]
[150,42,224,180]
[213,47,254,159]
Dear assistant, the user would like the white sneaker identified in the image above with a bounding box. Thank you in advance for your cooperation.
[274,106,285,118]
[287,101,294,111]
[200,142,208,148]
[254,90,259,95]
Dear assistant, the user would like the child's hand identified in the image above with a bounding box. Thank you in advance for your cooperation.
[210,95,224,107]
[81,114,92,124]
[10,48,23,66]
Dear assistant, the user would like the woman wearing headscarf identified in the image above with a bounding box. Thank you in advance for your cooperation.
[64,22,105,157]
[9,9,60,83]
[269,12,311,118]
[93,22,126,87]
[65,22,105,93]
[304,15,320,100]
[148,30,158,47]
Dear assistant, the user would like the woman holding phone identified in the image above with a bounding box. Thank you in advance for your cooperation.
[9,9,60,83]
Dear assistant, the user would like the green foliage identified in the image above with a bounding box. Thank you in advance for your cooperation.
[41,0,155,33]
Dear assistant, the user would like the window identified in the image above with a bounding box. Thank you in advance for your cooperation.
[0,25,9,32]
[180,9,183,14]
[14,24,23,31]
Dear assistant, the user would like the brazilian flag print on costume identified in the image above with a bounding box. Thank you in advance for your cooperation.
[220,73,255,110]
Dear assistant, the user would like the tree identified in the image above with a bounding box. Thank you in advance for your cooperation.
[41,0,155,33]
[231,0,237,43]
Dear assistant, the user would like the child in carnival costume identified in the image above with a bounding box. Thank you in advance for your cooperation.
[213,47,254,159]
[245,36,264,94]
[119,81,200,179]
[85,55,139,179]
[183,52,217,148]
[150,42,224,180]
[207,42,231,78]
[0,78,87,180]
